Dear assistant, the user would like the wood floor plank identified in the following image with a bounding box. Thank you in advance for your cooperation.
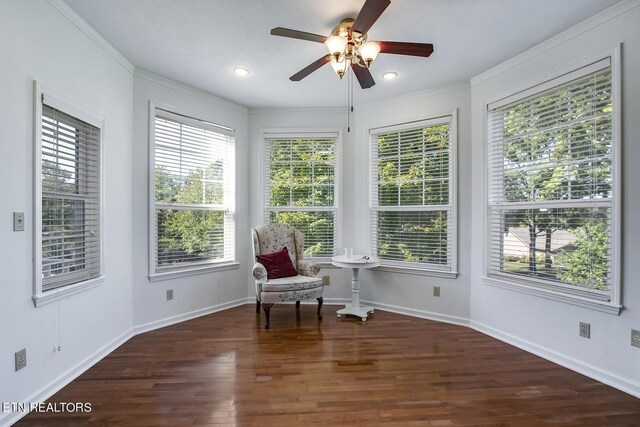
[16,305,640,426]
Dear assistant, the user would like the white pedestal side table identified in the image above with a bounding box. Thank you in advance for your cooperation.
[331,255,380,321]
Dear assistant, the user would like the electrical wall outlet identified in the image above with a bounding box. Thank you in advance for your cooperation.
[632,329,640,348]
[13,212,24,231]
[579,322,590,339]
[15,349,27,371]
[433,286,440,297]
[322,276,330,286]
[166,289,173,301]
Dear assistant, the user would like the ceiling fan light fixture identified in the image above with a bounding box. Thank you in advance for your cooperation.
[271,0,433,90]
[382,71,397,80]
[233,67,250,76]
[359,42,380,68]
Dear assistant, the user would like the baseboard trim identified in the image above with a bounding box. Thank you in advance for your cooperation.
[363,300,470,327]
[0,329,133,427]
[470,320,640,399]
[320,297,351,305]
[250,298,469,328]
[275,298,470,327]
[133,298,248,335]
[248,297,351,306]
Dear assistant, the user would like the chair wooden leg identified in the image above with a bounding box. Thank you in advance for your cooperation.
[262,303,273,329]
[317,297,323,320]
[256,299,261,313]
[295,301,300,309]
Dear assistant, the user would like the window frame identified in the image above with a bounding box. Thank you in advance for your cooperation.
[261,128,343,261]
[32,82,105,307]
[148,101,238,282]
[482,47,622,315]
[368,111,458,277]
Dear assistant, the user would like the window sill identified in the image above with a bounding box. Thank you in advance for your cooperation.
[33,276,105,307]
[482,275,623,315]
[374,264,458,279]
[149,262,240,282]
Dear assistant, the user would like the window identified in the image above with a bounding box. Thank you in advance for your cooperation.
[35,90,104,304]
[264,132,339,258]
[370,114,457,274]
[151,107,236,278]
[486,57,619,308]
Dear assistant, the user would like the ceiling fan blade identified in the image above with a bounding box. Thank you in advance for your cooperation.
[351,0,391,36]
[351,63,375,89]
[378,41,434,57]
[290,56,331,81]
[271,27,327,44]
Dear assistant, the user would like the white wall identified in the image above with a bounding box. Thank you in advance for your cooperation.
[0,1,134,424]
[351,84,472,324]
[469,2,640,396]
[132,71,250,329]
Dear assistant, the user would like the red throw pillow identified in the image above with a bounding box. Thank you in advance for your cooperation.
[256,247,298,280]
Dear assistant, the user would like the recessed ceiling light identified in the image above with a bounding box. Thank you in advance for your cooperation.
[233,68,249,76]
[382,72,397,80]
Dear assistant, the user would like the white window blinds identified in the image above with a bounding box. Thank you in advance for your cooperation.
[487,58,616,301]
[264,133,339,257]
[40,102,101,291]
[370,116,456,271]
[153,109,235,272]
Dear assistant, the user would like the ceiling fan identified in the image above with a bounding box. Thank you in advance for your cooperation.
[270,0,434,89]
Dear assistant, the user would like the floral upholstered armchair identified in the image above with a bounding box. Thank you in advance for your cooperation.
[252,224,323,329]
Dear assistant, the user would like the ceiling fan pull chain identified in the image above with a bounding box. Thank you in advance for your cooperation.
[348,67,353,132]
[351,67,355,113]
[347,67,350,132]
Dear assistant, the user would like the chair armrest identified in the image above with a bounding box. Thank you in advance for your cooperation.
[297,259,320,277]
[252,262,268,284]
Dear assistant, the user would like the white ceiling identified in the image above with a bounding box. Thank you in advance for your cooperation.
[63,0,620,108]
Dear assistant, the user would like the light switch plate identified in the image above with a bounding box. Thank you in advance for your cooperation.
[13,212,25,231]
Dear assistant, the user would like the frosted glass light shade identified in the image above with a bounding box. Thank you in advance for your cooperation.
[359,42,381,62]
[325,35,348,55]
[330,57,347,77]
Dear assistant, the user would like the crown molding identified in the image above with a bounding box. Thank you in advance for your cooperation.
[134,68,249,114]
[248,82,470,114]
[470,0,640,87]
[355,81,470,112]
[47,0,135,74]
[248,106,346,115]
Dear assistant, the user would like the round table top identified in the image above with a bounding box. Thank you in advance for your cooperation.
[331,255,381,269]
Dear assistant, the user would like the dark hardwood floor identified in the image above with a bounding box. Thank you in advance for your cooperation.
[17,304,640,426]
